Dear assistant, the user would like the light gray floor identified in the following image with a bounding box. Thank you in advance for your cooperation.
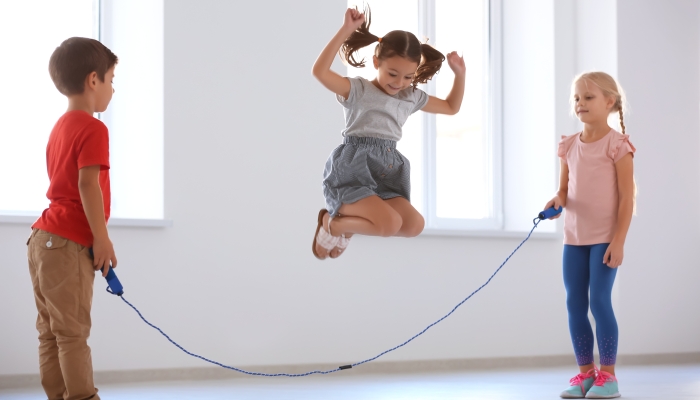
[2,364,699,399]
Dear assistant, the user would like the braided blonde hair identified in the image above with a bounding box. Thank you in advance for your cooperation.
[571,71,628,134]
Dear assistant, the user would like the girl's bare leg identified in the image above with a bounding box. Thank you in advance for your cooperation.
[600,364,615,376]
[579,363,595,374]
[384,197,425,237]
[315,196,402,258]
[320,196,424,257]
[332,195,403,237]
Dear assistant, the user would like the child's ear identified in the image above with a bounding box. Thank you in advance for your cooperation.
[372,55,379,70]
[85,71,99,90]
[607,95,616,111]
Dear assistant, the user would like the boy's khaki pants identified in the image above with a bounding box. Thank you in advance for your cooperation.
[27,229,100,400]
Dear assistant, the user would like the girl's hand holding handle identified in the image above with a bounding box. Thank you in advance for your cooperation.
[544,196,564,220]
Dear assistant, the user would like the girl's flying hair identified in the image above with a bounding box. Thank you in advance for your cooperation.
[340,5,445,88]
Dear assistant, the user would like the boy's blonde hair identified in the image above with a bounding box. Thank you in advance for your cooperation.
[571,71,628,134]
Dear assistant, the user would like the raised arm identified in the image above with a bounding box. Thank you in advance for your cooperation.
[312,8,365,99]
[421,52,466,115]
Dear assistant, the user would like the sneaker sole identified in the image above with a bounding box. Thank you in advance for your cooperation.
[585,393,621,399]
[560,392,585,399]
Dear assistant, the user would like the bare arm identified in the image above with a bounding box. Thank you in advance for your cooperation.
[311,8,365,99]
[612,153,634,244]
[602,153,634,268]
[79,165,116,276]
[556,160,570,205]
[543,159,569,219]
[421,52,466,115]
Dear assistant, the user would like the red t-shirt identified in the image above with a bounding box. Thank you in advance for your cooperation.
[32,110,111,247]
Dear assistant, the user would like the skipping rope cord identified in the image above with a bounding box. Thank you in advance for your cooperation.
[114,218,542,377]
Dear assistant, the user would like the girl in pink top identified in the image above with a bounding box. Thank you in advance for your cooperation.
[544,72,635,399]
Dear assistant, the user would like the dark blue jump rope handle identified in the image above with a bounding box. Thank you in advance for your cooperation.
[538,206,563,220]
[89,248,124,296]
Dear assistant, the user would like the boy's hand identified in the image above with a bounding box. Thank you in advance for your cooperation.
[543,196,564,220]
[446,52,466,76]
[93,235,117,277]
[343,7,365,32]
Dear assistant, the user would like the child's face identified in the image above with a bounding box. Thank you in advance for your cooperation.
[95,66,115,113]
[372,55,419,95]
[573,79,614,124]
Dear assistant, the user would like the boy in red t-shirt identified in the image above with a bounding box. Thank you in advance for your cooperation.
[27,37,118,400]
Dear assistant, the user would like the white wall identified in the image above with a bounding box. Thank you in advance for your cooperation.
[555,0,619,136]
[0,0,698,376]
[616,0,700,355]
[575,0,618,75]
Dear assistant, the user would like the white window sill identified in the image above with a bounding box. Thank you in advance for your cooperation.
[0,214,172,228]
[420,228,561,240]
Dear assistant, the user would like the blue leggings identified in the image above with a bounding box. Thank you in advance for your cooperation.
[563,244,618,366]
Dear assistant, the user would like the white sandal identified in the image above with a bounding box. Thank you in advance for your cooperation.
[329,214,351,258]
[312,209,339,260]
[329,235,351,258]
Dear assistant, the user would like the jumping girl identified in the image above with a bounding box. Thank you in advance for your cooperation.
[311,6,465,260]
[545,72,635,399]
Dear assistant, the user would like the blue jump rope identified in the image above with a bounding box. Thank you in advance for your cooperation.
[96,206,562,377]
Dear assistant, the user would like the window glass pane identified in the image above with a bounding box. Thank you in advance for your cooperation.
[101,0,164,219]
[346,1,423,214]
[434,0,489,219]
[0,0,96,213]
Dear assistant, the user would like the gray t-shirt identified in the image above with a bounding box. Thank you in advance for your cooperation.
[336,77,429,141]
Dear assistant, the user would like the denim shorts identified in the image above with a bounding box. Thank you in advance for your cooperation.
[322,136,411,216]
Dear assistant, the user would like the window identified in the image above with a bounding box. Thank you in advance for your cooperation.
[347,0,502,231]
[0,0,164,223]
[0,0,98,215]
[100,0,164,220]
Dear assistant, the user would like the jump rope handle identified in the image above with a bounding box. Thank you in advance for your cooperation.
[538,206,563,220]
[89,248,124,296]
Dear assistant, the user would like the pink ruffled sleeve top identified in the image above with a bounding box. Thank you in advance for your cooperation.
[558,129,636,245]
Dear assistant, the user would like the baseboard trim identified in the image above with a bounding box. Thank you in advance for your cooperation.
[3,352,699,389]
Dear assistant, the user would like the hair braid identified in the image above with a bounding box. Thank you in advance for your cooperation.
[618,108,626,135]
